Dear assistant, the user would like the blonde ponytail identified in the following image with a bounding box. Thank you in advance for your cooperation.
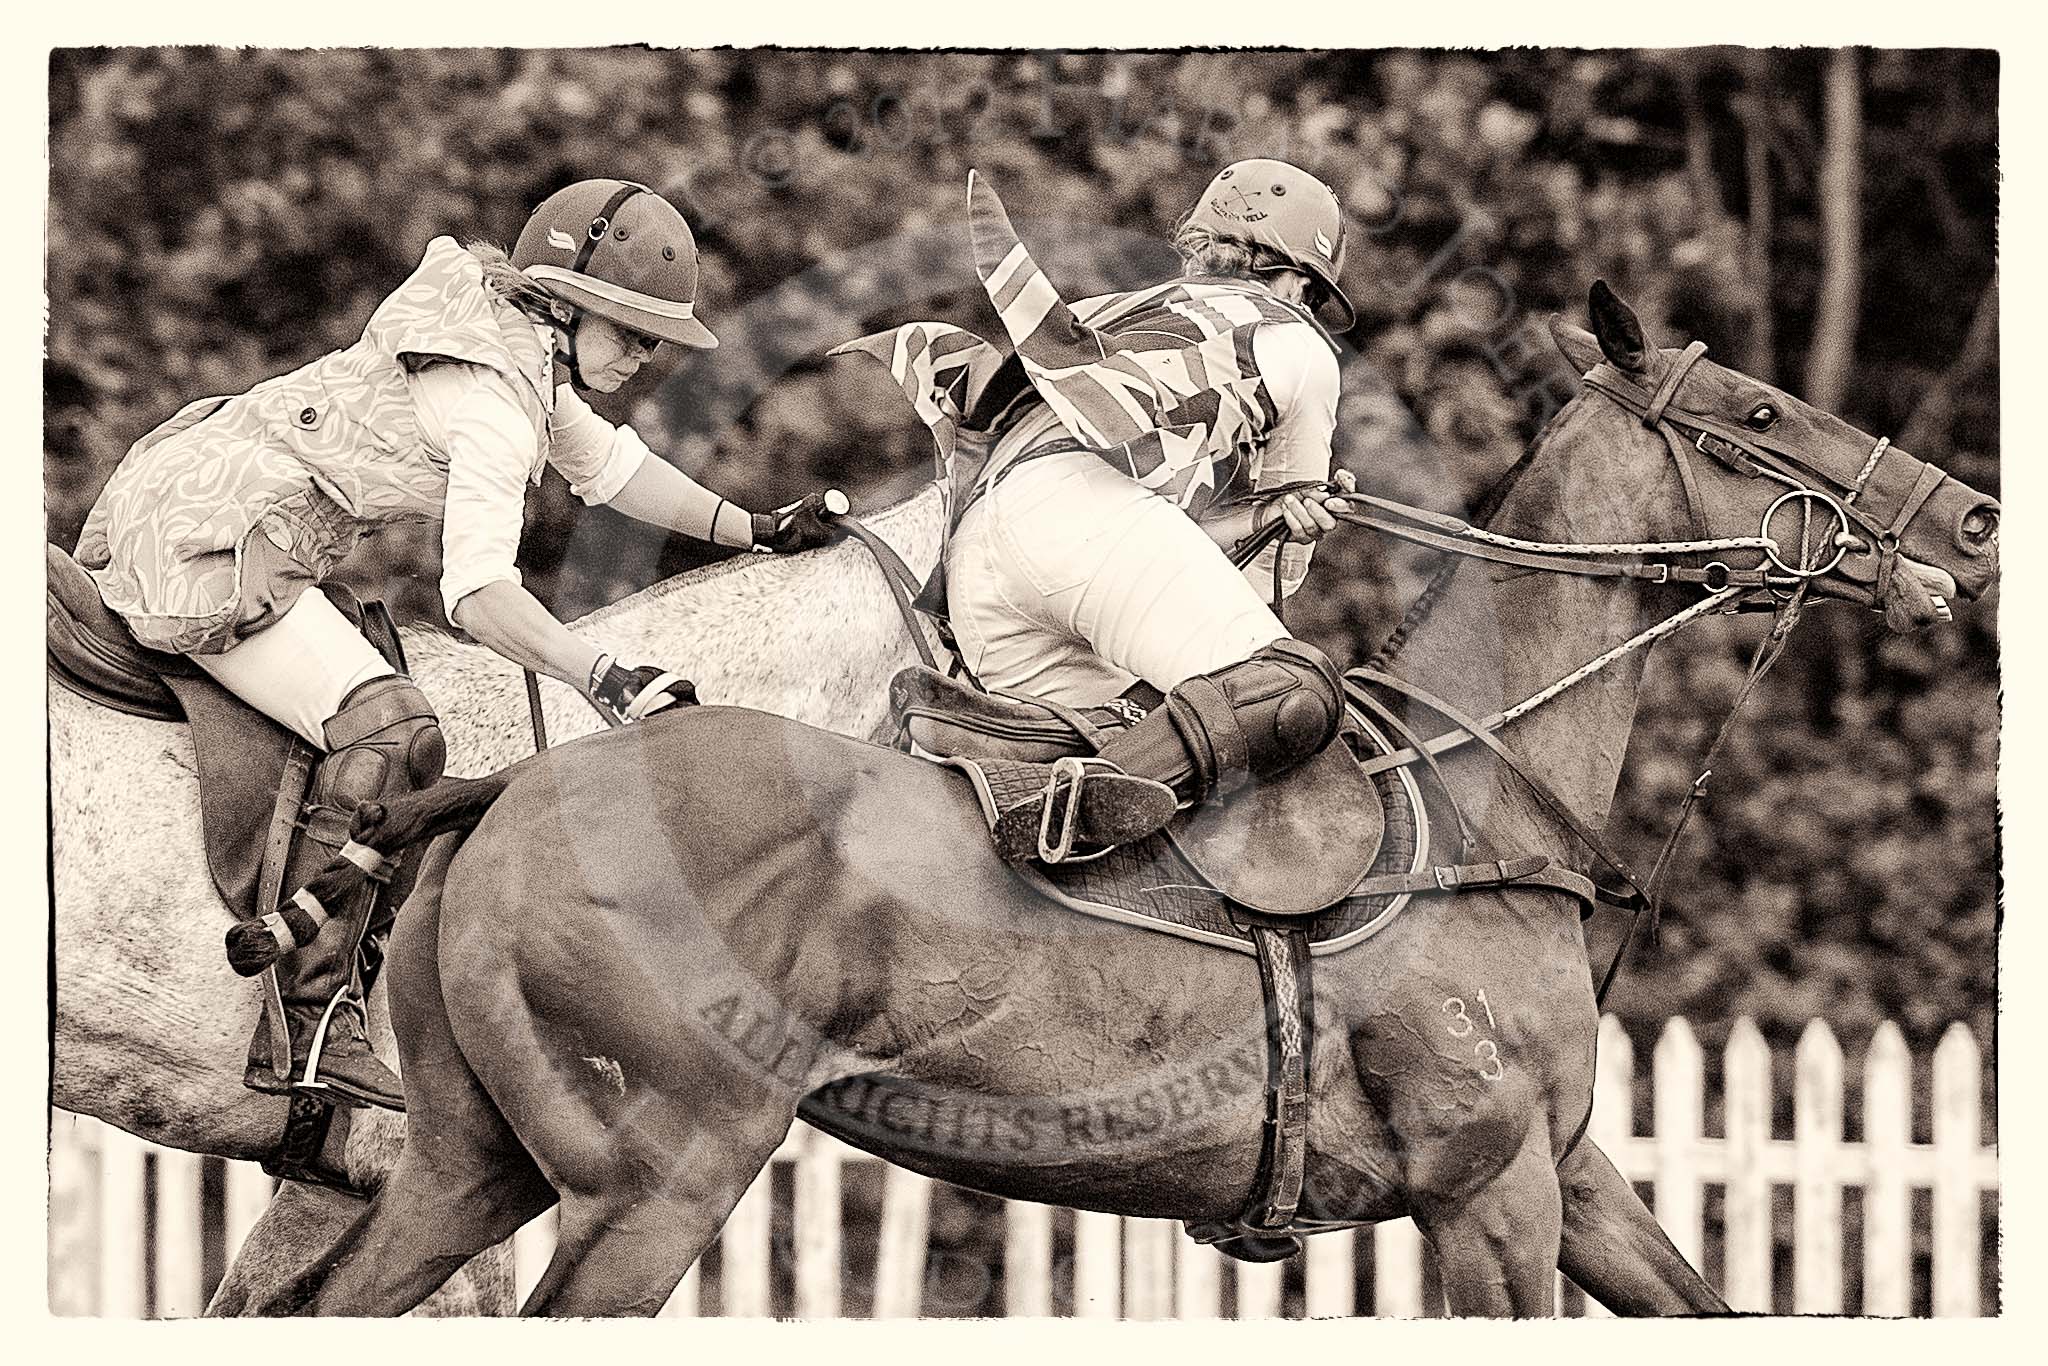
[464,241,572,325]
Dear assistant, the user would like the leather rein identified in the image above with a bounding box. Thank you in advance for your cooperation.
[1222,341,1903,1001]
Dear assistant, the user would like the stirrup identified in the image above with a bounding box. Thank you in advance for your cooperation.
[1038,755,1120,865]
[294,987,364,1093]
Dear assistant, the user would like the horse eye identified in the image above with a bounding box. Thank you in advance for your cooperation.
[1745,404,1779,431]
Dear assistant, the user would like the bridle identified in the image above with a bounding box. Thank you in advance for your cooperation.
[1580,340,1949,614]
[1226,339,1920,1002]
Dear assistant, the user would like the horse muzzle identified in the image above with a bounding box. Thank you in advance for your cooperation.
[1812,480,1997,629]
[1885,556,1960,631]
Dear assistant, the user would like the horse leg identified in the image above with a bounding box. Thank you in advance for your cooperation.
[1557,1136,1731,1314]
[1412,1122,1564,1317]
[247,1130,552,1317]
[518,1110,796,1317]
[209,1179,517,1316]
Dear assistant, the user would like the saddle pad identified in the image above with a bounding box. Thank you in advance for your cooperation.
[1023,744,1426,959]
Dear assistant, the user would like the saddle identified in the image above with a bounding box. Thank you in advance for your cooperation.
[47,545,406,923]
[891,665,1385,917]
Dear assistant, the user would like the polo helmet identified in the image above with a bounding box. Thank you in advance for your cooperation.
[511,179,718,349]
[1184,159,1355,331]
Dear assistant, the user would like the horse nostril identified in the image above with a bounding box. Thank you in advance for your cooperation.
[1960,504,2000,549]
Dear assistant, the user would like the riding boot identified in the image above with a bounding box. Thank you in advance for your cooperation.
[245,675,445,1112]
[985,639,1346,864]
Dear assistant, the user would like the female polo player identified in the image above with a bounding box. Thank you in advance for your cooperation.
[858,159,1359,864]
[76,179,833,1109]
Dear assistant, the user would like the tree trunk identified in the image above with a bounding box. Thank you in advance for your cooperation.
[1740,51,1778,383]
[1900,275,1998,456]
[1806,48,1864,411]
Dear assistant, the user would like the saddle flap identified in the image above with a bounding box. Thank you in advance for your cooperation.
[50,546,414,923]
[890,665,1134,764]
[1168,735,1384,915]
[46,544,190,720]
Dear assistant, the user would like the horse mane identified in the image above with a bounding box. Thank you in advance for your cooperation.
[1363,413,1562,672]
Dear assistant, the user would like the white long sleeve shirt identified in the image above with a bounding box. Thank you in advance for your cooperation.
[409,352,651,619]
[1244,320,1342,599]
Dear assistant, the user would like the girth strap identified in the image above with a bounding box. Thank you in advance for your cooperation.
[1241,921,1314,1232]
[1342,853,1598,914]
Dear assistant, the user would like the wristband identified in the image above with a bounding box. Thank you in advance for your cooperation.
[587,651,616,699]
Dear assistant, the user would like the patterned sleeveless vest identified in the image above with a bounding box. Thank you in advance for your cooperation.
[972,277,1332,517]
[836,276,1333,524]
[76,236,557,655]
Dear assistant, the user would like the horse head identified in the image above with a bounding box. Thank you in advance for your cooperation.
[1547,281,1998,632]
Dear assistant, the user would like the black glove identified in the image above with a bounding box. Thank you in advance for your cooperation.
[751,489,850,554]
[588,654,699,724]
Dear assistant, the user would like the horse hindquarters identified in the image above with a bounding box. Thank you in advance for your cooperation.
[428,771,807,1315]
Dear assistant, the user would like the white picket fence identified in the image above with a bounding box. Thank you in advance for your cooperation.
[47,1015,1997,1318]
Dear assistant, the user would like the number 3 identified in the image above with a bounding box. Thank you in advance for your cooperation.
[1442,997,1474,1038]
[1475,1039,1504,1081]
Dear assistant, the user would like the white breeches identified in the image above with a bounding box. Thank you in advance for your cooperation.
[946,446,1289,708]
[192,588,395,748]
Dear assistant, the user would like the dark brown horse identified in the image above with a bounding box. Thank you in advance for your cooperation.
[259,287,1998,1316]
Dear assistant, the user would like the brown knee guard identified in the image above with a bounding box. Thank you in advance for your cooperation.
[1096,639,1344,803]
[295,674,445,987]
[247,675,444,1100]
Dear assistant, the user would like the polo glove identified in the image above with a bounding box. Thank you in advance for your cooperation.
[588,654,699,724]
[751,489,850,554]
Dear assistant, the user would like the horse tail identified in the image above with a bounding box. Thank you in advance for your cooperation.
[224,770,517,977]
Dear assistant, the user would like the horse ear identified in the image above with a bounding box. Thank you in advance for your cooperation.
[1588,279,1650,373]
[1547,316,1604,374]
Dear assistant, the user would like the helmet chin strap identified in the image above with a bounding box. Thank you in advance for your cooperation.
[554,310,589,389]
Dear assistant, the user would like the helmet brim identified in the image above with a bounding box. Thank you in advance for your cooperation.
[1310,271,1357,334]
[1254,263,1356,335]
[541,277,719,350]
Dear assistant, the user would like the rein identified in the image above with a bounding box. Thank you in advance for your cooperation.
[512,493,941,760]
[1224,342,1900,1003]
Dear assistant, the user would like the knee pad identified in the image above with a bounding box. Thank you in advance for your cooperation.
[316,675,446,810]
[1245,639,1345,759]
[1165,638,1345,792]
